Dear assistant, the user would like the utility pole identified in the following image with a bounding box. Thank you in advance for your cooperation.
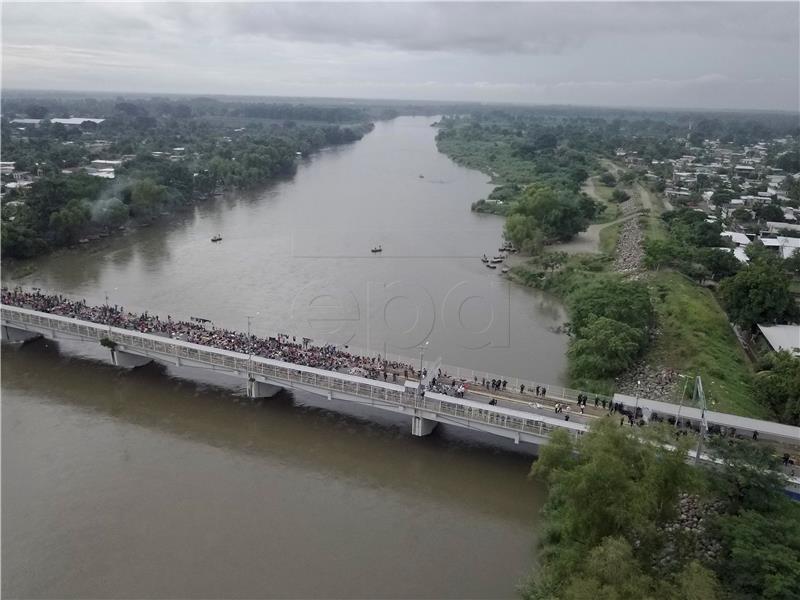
[675,373,690,428]
[104,287,117,336]
[417,340,429,400]
[694,376,708,464]
[246,312,259,383]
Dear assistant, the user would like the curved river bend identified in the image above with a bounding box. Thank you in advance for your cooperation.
[2,116,566,598]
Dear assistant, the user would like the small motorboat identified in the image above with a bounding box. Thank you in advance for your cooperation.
[371,245,383,253]
[493,254,506,260]
[419,174,424,179]
[486,263,497,269]
[501,267,510,274]
[490,257,503,264]
[211,234,222,242]
[481,254,489,263]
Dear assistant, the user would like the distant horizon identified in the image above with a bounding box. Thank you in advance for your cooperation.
[3,3,797,113]
[3,86,799,118]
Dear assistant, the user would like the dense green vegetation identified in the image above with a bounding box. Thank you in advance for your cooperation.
[436,115,606,247]
[1,96,375,259]
[639,208,798,419]
[646,271,761,417]
[524,420,800,600]
[504,184,600,251]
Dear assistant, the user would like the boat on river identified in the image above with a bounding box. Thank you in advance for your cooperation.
[211,234,222,242]
[501,267,510,273]
[490,257,503,264]
[486,263,497,269]
[481,254,489,263]
[371,245,383,253]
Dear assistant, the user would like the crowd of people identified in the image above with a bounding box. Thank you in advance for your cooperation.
[1,287,416,380]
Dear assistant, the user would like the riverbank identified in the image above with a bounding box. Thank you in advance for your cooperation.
[502,159,759,416]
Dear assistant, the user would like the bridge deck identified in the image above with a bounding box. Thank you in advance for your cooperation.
[2,303,798,465]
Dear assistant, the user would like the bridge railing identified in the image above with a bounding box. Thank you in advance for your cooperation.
[2,304,586,442]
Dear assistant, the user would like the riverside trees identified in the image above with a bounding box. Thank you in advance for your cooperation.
[503,185,596,249]
[523,419,800,600]
[1,96,375,259]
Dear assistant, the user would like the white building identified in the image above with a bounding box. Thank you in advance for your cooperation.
[757,324,800,357]
[50,117,105,126]
[721,231,751,247]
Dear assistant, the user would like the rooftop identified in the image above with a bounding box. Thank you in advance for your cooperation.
[757,324,800,357]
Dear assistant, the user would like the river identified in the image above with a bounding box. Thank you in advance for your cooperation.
[2,116,565,598]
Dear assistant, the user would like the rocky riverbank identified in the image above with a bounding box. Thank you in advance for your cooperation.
[615,359,680,402]
[612,202,644,272]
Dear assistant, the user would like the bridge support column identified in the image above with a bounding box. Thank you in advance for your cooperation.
[247,378,280,399]
[1,325,42,343]
[111,349,152,368]
[411,415,438,437]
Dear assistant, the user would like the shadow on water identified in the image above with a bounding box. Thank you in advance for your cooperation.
[3,338,542,522]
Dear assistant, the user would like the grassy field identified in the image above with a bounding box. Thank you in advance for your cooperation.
[644,271,761,417]
[598,220,623,255]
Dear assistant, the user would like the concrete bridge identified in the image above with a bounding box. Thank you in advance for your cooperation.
[1,304,587,447]
[3,303,799,498]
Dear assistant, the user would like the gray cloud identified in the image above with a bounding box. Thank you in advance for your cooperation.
[2,2,798,111]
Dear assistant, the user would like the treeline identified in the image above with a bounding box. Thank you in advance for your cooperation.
[1,97,374,259]
[436,115,603,249]
[525,420,800,600]
[1,95,372,124]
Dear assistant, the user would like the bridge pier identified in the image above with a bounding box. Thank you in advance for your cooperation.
[247,378,281,399]
[1,325,42,343]
[111,349,153,368]
[411,415,438,437]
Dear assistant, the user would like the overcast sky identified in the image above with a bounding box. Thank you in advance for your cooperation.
[2,2,798,111]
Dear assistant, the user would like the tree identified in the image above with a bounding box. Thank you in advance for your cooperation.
[784,248,800,275]
[0,221,47,258]
[94,198,129,228]
[611,188,631,203]
[504,213,540,250]
[755,202,784,222]
[540,251,568,273]
[599,172,616,186]
[753,351,800,425]
[578,194,601,221]
[128,178,167,220]
[716,508,800,600]
[719,260,797,329]
[48,198,90,245]
[732,207,752,222]
[568,278,653,337]
[25,104,48,119]
[696,248,741,280]
[644,239,683,269]
[510,185,589,243]
[703,437,800,600]
[568,316,644,377]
